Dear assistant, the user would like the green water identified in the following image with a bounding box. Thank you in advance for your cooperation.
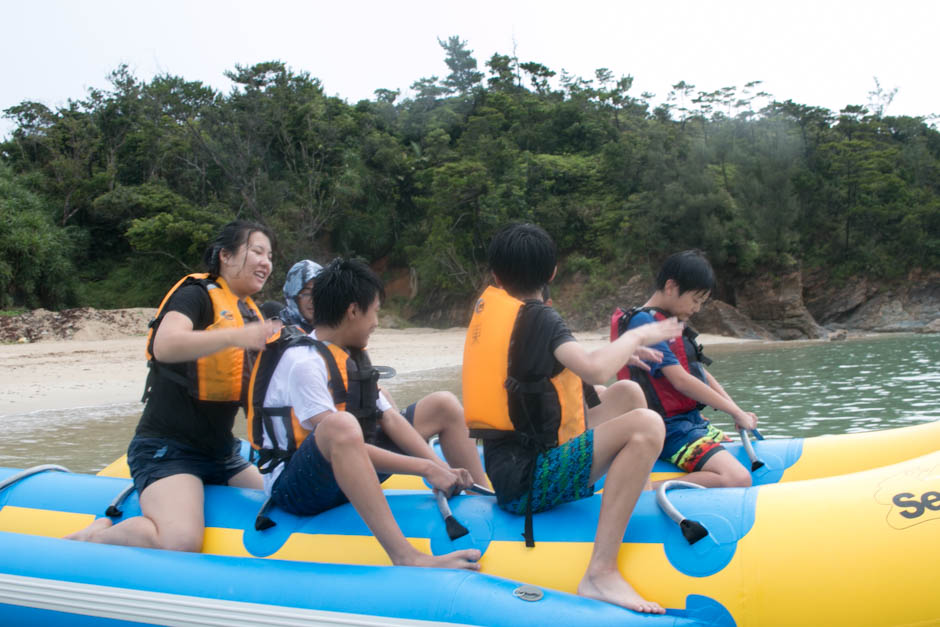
[1,334,937,473]
[703,334,940,438]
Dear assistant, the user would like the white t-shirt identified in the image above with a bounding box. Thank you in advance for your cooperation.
[260,330,390,493]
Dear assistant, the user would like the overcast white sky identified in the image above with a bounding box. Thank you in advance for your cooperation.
[2,0,937,137]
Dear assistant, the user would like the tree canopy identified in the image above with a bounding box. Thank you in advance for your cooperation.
[2,47,938,316]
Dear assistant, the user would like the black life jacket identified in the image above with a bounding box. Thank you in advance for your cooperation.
[246,325,382,474]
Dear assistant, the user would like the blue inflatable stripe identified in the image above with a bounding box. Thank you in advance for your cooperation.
[0,531,732,626]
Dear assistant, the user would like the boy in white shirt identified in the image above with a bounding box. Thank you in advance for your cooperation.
[250,258,485,570]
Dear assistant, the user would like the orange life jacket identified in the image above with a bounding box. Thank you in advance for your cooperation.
[145,273,262,403]
[463,285,585,449]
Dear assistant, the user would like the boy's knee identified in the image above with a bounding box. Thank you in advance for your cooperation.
[618,409,664,453]
[419,391,465,431]
[316,412,364,449]
[724,464,752,488]
[637,409,666,443]
[426,391,462,416]
[609,379,647,409]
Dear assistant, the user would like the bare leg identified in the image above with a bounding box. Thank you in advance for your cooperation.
[653,449,751,489]
[411,391,490,488]
[317,411,481,570]
[65,474,206,552]
[577,408,666,614]
[228,464,263,489]
[587,380,648,428]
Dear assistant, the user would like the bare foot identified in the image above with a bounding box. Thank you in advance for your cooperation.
[578,570,665,614]
[398,548,481,571]
[64,516,113,542]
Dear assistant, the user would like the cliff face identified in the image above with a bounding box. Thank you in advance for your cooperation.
[802,269,940,333]
[545,267,938,338]
[693,268,939,339]
[732,271,826,340]
[394,265,939,339]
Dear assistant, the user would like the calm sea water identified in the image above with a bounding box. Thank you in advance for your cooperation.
[1,334,937,474]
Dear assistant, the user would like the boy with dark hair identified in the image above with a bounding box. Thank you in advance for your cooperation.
[613,250,757,487]
[248,258,486,570]
[462,223,682,613]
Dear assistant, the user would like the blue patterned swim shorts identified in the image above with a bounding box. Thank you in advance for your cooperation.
[500,430,595,515]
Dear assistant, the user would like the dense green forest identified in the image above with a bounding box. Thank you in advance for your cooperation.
[2,37,938,317]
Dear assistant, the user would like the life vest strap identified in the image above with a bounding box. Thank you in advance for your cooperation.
[523,458,538,548]
[505,378,553,395]
[468,428,515,440]
[142,361,194,402]
[255,448,293,475]
[255,406,296,475]
[310,342,348,405]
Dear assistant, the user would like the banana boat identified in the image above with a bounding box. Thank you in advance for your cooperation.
[0,444,937,625]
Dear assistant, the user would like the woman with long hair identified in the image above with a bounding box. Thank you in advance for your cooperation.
[67,220,280,551]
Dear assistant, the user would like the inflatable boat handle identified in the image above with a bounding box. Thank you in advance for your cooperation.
[738,428,766,471]
[435,490,469,540]
[0,464,70,493]
[105,483,136,518]
[466,483,495,497]
[375,365,397,379]
[655,480,709,545]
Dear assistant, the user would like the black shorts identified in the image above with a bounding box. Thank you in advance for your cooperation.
[127,436,252,495]
[372,402,416,455]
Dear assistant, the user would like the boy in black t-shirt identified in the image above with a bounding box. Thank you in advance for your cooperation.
[463,223,681,614]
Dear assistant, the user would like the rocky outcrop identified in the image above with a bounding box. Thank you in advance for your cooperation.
[690,300,776,340]
[733,271,826,340]
[391,263,937,339]
[802,271,880,323]
[803,269,940,333]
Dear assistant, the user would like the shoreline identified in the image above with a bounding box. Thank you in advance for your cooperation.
[2,327,922,417]
[0,328,756,416]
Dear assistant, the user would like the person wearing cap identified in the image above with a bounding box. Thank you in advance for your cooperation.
[279,259,322,332]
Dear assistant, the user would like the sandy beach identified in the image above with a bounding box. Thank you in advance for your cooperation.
[0,327,752,416]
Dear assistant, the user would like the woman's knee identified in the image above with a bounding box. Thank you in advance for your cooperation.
[146,512,204,552]
[161,527,204,553]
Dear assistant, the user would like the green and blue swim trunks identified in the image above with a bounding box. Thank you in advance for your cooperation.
[500,430,596,516]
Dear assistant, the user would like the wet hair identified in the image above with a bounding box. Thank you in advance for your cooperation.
[655,250,716,295]
[203,220,275,276]
[488,223,556,296]
[313,258,385,328]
